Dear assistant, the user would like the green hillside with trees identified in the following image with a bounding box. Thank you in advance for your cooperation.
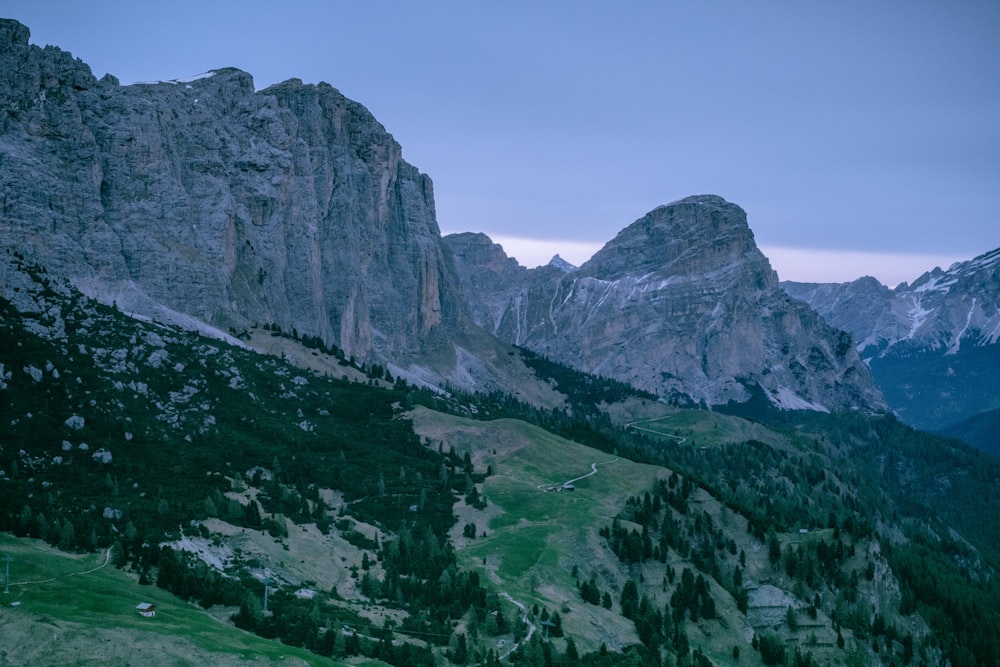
[1,254,998,666]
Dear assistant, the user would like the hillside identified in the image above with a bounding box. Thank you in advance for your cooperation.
[0,533,341,666]
[3,251,999,666]
[444,391,1000,666]
[940,408,1000,457]
[2,14,998,667]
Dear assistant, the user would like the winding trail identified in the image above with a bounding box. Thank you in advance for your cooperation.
[625,416,687,444]
[537,457,619,492]
[498,592,536,661]
[9,547,111,587]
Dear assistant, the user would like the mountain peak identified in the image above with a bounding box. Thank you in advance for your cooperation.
[0,25,519,395]
[664,193,732,207]
[782,245,999,432]
[580,195,769,285]
[449,195,884,413]
[0,19,30,47]
[547,254,576,272]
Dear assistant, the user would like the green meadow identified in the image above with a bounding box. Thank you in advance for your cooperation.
[0,533,353,666]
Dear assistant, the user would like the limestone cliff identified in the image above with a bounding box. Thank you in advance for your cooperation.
[0,19,523,392]
[0,19,885,411]
[447,196,887,413]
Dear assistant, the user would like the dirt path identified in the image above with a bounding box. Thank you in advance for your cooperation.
[537,457,619,492]
[498,592,536,661]
[625,416,687,443]
[9,547,111,587]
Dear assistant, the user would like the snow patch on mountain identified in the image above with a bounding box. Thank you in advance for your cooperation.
[547,254,577,272]
[767,387,830,413]
[781,246,1000,432]
[449,196,885,414]
[905,295,932,340]
[912,273,957,294]
[949,298,977,354]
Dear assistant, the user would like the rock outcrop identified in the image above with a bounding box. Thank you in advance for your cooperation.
[0,19,886,413]
[0,19,534,393]
[447,196,887,413]
[784,248,1000,431]
[442,233,568,345]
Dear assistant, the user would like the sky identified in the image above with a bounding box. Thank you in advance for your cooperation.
[5,1,999,286]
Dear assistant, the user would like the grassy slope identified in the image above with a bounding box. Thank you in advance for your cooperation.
[623,407,796,450]
[409,405,888,665]
[0,533,360,667]
[411,406,660,652]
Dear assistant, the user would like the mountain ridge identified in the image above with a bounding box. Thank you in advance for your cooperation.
[2,17,999,666]
[0,18,570,402]
[783,246,1000,434]
[1,17,885,417]
[446,195,887,414]
[3,250,998,666]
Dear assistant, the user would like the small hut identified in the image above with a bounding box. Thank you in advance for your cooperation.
[136,602,156,617]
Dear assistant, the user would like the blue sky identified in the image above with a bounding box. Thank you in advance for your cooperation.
[6,1,999,285]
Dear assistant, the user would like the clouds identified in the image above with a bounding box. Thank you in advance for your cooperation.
[478,234,958,288]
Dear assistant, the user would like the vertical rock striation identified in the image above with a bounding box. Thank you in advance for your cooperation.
[0,19,886,411]
[0,19,485,387]
[447,196,886,413]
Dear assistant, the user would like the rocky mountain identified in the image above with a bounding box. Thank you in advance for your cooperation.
[446,195,887,413]
[783,248,1000,435]
[0,18,544,397]
[0,18,880,417]
[5,18,1000,667]
[2,17,892,418]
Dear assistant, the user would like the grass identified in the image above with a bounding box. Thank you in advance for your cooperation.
[628,409,769,446]
[411,405,862,662]
[0,533,348,666]
[409,407,666,652]
[407,405,901,665]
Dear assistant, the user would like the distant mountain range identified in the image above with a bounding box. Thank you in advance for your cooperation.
[0,14,992,445]
[783,248,1000,452]
[0,18,884,418]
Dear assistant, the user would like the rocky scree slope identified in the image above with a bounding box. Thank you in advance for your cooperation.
[446,195,886,413]
[783,247,1000,433]
[0,18,535,395]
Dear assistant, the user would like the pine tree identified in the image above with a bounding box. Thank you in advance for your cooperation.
[564,637,579,661]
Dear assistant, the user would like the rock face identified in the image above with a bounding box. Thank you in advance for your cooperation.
[0,19,524,391]
[0,20,887,412]
[446,196,887,413]
[783,248,1000,431]
[442,233,568,344]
